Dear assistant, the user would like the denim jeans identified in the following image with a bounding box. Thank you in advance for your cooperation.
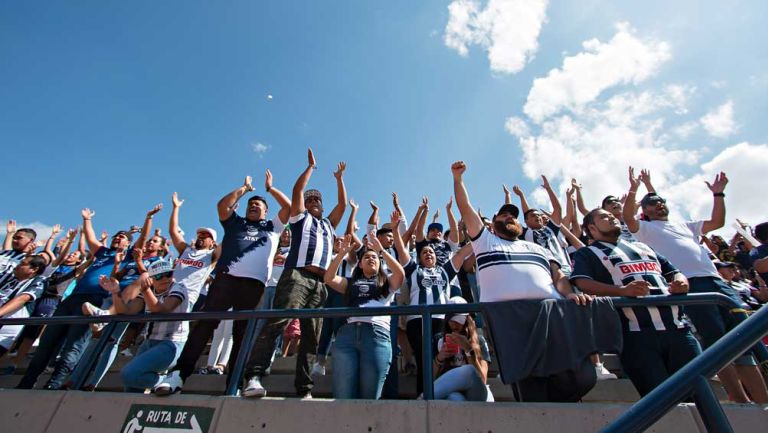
[69,321,129,389]
[16,293,105,389]
[332,322,392,399]
[122,339,184,392]
[434,364,492,401]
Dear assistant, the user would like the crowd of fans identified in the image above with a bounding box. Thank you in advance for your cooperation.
[0,149,766,404]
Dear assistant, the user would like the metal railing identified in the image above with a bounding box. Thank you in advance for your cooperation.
[1,293,765,432]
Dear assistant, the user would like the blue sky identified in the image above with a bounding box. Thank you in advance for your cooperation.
[2,1,767,241]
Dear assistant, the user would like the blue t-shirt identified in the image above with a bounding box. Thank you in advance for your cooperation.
[72,247,121,297]
[117,250,161,290]
[750,244,768,282]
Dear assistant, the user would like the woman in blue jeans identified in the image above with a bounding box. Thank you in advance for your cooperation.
[98,260,191,392]
[324,228,405,399]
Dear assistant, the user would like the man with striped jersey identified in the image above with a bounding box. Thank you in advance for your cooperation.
[244,148,347,398]
[571,208,701,396]
[0,255,48,356]
[0,221,37,288]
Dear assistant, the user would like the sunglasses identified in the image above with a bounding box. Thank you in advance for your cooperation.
[152,272,173,281]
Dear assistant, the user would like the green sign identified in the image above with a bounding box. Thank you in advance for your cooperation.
[121,404,215,433]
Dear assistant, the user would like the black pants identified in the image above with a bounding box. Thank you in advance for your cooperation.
[245,268,326,395]
[172,274,264,388]
[406,317,444,396]
[514,356,597,402]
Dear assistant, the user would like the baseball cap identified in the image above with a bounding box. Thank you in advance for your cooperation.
[427,222,443,233]
[113,230,134,243]
[640,193,666,208]
[304,189,322,201]
[196,227,218,243]
[601,195,621,208]
[147,260,173,278]
[495,203,520,219]
[447,296,468,325]
[376,223,394,236]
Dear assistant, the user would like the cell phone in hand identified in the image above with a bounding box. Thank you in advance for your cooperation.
[443,335,460,354]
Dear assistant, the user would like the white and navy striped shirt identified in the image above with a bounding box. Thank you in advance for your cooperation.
[285,211,335,270]
[571,240,685,332]
[471,228,561,302]
[142,284,191,342]
[0,250,26,288]
[403,258,459,321]
[522,221,572,276]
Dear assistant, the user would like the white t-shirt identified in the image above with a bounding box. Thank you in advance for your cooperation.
[471,228,562,302]
[172,247,214,297]
[634,220,719,278]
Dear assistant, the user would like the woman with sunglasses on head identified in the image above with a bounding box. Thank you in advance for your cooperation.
[98,260,192,393]
[324,230,405,399]
[432,296,494,401]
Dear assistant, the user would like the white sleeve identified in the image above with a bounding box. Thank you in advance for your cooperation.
[686,220,705,237]
[366,223,378,234]
[271,215,286,233]
[288,210,308,225]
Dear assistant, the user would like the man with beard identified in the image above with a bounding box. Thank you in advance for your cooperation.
[571,208,701,396]
[243,148,348,399]
[623,167,768,403]
[155,171,290,396]
[18,209,132,389]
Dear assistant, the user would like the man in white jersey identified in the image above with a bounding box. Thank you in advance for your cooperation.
[0,223,37,289]
[623,167,768,403]
[244,148,347,398]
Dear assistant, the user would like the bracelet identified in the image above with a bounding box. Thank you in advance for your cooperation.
[628,190,636,194]
[713,193,725,197]
[266,186,272,193]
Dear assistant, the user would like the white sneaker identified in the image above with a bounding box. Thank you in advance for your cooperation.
[153,371,183,396]
[120,348,134,357]
[242,377,267,398]
[311,362,326,377]
[82,302,109,333]
[595,363,617,380]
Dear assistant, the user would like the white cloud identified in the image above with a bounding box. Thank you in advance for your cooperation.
[444,0,549,74]
[0,220,57,247]
[700,101,736,138]
[251,142,270,157]
[523,22,671,123]
[504,116,530,137]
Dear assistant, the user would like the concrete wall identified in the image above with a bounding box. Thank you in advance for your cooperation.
[0,390,762,433]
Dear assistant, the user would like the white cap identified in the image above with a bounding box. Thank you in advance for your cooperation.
[447,296,468,325]
[147,260,173,278]
[196,227,218,243]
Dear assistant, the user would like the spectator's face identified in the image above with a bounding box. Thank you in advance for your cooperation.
[111,233,130,249]
[11,232,34,252]
[145,236,164,254]
[525,211,544,229]
[717,266,736,281]
[493,212,523,240]
[588,209,622,240]
[377,232,394,248]
[642,199,669,221]
[427,228,442,241]
[13,257,37,280]
[332,237,343,253]
[419,246,437,268]
[63,251,83,266]
[152,272,174,293]
[279,230,291,247]
[246,199,268,221]
[360,250,380,275]
[304,196,323,218]
[448,319,465,333]
[194,232,215,250]
[602,198,623,218]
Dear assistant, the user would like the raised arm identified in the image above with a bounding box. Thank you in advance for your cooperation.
[324,234,352,293]
[169,192,188,254]
[347,200,363,257]
[141,283,183,314]
[512,185,530,215]
[571,179,589,217]
[136,204,163,251]
[701,172,728,234]
[52,228,78,267]
[623,167,643,233]
[445,197,459,244]
[327,162,348,228]
[503,184,512,205]
[451,161,483,239]
[392,192,407,235]
[81,208,103,252]
[218,176,254,221]
[43,225,62,262]
[403,198,427,242]
[415,196,429,242]
[368,232,405,289]
[449,242,474,272]
[389,211,410,267]
[564,188,582,238]
[265,169,291,224]
[541,175,562,225]
[367,201,380,229]
[3,220,15,250]
[639,169,657,194]
[290,148,316,218]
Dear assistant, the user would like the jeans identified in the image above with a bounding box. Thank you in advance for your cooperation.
[16,293,105,389]
[122,339,184,392]
[332,322,392,399]
[69,321,129,389]
[434,364,492,401]
[245,268,327,395]
[171,273,264,389]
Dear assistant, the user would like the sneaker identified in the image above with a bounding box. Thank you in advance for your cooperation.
[82,302,109,334]
[298,391,312,399]
[311,362,326,377]
[595,363,617,380]
[242,377,267,398]
[120,348,134,357]
[153,371,183,396]
[209,366,224,375]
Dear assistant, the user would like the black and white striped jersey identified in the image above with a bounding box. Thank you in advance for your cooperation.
[285,211,335,271]
[571,240,685,332]
[0,249,26,288]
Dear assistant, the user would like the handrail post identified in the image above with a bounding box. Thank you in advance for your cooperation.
[421,312,433,400]
[72,321,118,390]
[729,310,768,364]
[692,375,733,433]
[225,317,259,396]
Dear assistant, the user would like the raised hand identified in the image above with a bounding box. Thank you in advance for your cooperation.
[390,210,401,227]
[333,161,346,180]
[338,233,353,253]
[114,250,126,265]
[639,169,652,186]
[705,172,728,194]
[129,225,141,234]
[100,231,109,242]
[432,209,440,223]
[51,224,62,237]
[419,196,429,210]
[565,188,573,199]
[265,169,273,192]
[66,227,77,240]
[308,148,317,168]
[132,248,144,262]
[147,204,163,218]
[540,175,552,190]
[172,192,184,208]
[392,192,400,209]
[628,167,641,190]
[571,178,581,190]
[243,175,254,192]
[154,228,162,236]
[445,197,453,211]
[451,161,466,178]
[512,185,523,196]
[366,230,384,252]
[349,199,359,212]
[503,184,511,196]
[81,208,95,220]
[6,219,15,234]
[98,275,120,295]
[369,201,379,211]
